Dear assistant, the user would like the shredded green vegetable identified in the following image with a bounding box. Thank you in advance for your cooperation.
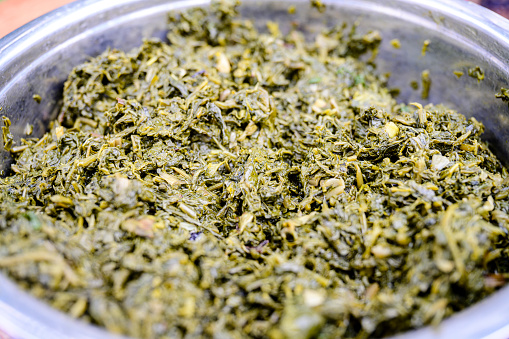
[1,1,509,338]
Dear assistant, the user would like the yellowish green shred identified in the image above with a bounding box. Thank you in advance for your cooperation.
[421,70,431,100]
[468,66,485,82]
[1,1,509,338]
[421,39,430,57]
[453,71,464,79]
[390,39,401,49]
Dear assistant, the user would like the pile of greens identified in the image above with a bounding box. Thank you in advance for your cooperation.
[1,1,509,338]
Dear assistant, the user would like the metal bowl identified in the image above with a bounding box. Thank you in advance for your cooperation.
[1,0,509,338]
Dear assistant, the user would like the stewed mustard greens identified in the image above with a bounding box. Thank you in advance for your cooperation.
[1,1,509,338]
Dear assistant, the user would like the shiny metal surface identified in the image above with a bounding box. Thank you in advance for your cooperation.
[1,0,509,338]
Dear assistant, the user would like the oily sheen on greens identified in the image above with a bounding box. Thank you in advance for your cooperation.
[1,1,509,338]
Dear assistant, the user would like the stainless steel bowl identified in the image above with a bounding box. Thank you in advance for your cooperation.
[1,0,509,338]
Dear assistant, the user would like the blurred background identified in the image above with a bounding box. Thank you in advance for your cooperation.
[0,0,508,38]
[0,0,73,38]
[473,0,509,17]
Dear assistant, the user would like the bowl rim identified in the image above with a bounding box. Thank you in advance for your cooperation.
[1,0,509,338]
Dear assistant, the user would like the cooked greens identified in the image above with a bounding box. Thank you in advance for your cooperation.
[1,1,509,338]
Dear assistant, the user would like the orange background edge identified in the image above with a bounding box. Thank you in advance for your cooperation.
[0,0,75,38]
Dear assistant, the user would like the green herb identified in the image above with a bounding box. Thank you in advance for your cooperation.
[421,69,431,100]
[390,38,401,49]
[23,212,41,230]
[0,1,508,339]
[336,67,346,75]
[454,70,464,78]
[310,0,326,13]
[1,116,12,151]
[496,87,509,106]
[410,80,419,90]
[24,123,33,136]
[468,66,485,82]
[354,74,366,86]
[422,39,431,56]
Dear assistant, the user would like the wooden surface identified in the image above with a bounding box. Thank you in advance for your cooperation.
[0,0,507,39]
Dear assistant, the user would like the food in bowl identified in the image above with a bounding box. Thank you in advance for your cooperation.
[1,1,508,338]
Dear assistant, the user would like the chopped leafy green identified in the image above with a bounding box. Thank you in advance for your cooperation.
[421,69,431,99]
[468,66,485,82]
[0,1,508,339]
